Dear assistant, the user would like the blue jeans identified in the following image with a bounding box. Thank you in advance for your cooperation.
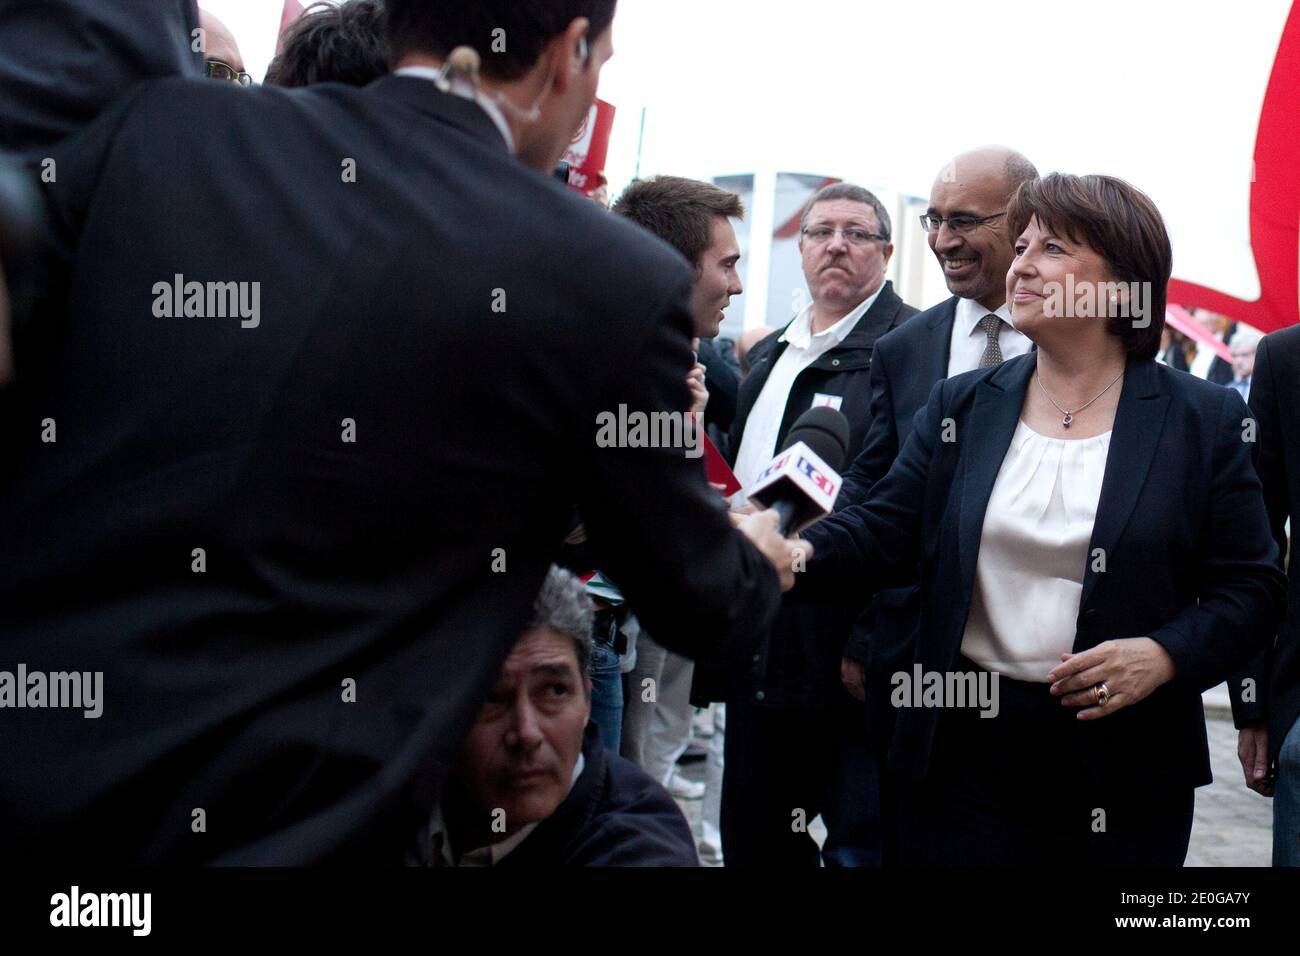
[589,616,623,754]
[1275,714,1300,866]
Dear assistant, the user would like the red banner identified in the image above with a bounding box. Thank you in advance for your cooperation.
[1167,1,1299,333]
[562,98,616,196]
[275,0,305,55]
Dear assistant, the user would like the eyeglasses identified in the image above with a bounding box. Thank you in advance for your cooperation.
[801,226,888,246]
[205,60,254,86]
[919,211,1005,234]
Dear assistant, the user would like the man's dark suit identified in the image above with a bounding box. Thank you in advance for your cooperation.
[821,295,955,864]
[717,281,916,867]
[835,297,958,696]
[1234,326,1300,770]
[0,0,201,154]
[801,356,1285,793]
[0,76,780,863]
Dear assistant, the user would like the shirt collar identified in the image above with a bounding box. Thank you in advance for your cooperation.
[780,283,886,350]
[423,751,586,866]
[392,66,515,153]
[955,296,1014,336]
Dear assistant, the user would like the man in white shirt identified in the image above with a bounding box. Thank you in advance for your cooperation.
[718,183,919,866]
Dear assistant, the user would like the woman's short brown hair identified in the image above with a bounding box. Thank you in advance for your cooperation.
[1008,173,1171,361]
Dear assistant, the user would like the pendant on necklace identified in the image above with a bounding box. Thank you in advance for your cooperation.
[1062,413,1073,428]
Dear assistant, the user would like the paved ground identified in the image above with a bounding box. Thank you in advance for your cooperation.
[1187,711,1274,866]
[673,700,1274,866]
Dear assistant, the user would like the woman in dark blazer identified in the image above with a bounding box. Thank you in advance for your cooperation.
[795,173,1286,865]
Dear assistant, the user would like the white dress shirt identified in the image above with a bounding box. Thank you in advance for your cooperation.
[960,420,1113,682]
[948,298,1032,377]
[732,286,886,503]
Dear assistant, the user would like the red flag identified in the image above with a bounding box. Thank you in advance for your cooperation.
[702,432,741,497]
[1167,3,1300,333]
[275,0,306,54]
[561,99,616,197]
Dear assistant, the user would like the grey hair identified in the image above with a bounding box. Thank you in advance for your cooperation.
[1001,153,1040,198]
[799,182,892,242]
[525,566,595,677]
[1229,325,1263,352]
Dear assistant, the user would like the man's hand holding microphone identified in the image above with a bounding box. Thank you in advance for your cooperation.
[735,509,811,592]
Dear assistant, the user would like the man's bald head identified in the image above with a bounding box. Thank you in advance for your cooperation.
[736,326,775,376]
[199,9,245,74]
[925,146,1038,309]
[934,146,1038,199]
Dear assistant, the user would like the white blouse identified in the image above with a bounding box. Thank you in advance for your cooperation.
[960,420,1113,682]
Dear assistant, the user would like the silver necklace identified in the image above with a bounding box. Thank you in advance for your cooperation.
[1034,368,1124,428]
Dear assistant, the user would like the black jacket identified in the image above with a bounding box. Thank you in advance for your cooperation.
[499,725,699,867]
[706,281,916,709]
[801,355,1285,788]
[0,76,780,863]
[696,336,740,436]
[0,0,201,155]
[1233,325,1300,768]
[834,298,958,726]
[725,281,918,467]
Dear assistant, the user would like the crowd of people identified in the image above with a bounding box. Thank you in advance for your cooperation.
[1,0,1296,870]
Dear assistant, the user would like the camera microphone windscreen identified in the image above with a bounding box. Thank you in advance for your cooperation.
[746,406,850,535]
[777,405,850,471]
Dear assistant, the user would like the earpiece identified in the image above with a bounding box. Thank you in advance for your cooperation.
[575,36,589,72]
[436,45,481,91]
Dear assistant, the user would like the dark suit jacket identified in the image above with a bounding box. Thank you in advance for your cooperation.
[709,281,916,708]
[800,355,1285,788]
[498,725,698,867]
[835,297,957,720]
[696,336,740,436]
[835,296,958,509]
[0,76,780,863]
[1233,326,1300,766]
[0,0,201,155]
[1207,323,1237,386]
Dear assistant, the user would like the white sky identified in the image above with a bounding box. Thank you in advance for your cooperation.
[203,0,1291,302]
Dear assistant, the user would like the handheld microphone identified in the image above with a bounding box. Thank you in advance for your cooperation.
[745,406,850,534]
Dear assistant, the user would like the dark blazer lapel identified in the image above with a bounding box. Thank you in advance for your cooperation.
[956,355,1036,589]
[924,297,959,385]
[1079,360,1170,611]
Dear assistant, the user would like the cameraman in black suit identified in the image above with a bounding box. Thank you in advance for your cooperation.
[0,0,795,864]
